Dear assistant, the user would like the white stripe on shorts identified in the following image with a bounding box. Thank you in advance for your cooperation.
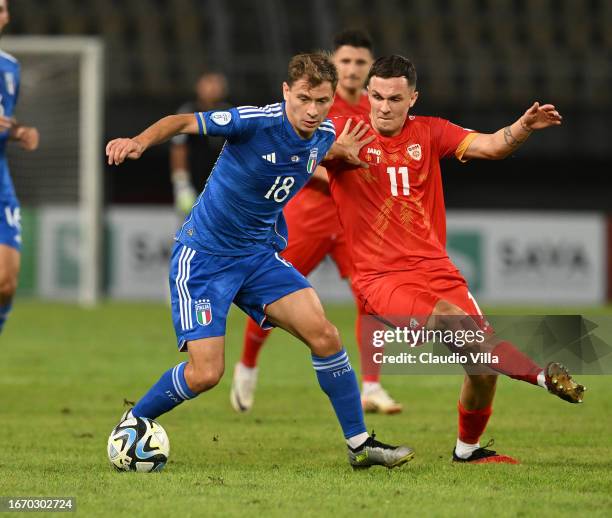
[176,246,196,331]
[183,248,196,329]
[176,246,188,330]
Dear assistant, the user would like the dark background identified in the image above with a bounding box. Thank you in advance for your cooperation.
[8,0,612,210]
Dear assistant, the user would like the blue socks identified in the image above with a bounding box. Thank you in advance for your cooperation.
[312,348,367,439]
[131,350,366,443]
[0,301,12,334]
[132,362,197,419]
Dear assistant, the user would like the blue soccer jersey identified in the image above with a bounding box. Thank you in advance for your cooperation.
[175,102,336,256]
[0,49,20,203]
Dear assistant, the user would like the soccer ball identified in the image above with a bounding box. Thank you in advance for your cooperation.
[107,415,170,472]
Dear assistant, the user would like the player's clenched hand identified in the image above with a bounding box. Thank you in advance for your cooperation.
[520,102,562,131]
[106,138,145,165]
[14,126,40,151]
[336,119,375,168]
[0,115,15,132]
[2,117,40,150]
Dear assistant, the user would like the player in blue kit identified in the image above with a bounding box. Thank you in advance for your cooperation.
[106,53,414,469]
[0,0,40,334]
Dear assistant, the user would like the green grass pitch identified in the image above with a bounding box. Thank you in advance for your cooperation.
[1,301,611,517]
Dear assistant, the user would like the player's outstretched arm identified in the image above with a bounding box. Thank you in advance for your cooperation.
[324,119,375,168]
[106,113,199,165]
[0,115,39,151]
[463,102,562,161]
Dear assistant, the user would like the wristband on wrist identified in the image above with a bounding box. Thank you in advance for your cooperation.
[519,118,532,133]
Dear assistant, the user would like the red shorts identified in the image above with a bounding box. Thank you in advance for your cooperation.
[281,230,352,278]
[282,185,353,279]
[357,260,489,377]
[358,259,484,320]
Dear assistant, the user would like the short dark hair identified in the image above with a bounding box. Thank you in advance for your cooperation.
[333,29,373,52]
[367,55,417,88]
[287,52,338,91]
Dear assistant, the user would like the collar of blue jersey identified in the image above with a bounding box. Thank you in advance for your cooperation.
[281,101,320,144]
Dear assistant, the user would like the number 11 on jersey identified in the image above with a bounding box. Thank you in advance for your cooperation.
[386,166,409,196]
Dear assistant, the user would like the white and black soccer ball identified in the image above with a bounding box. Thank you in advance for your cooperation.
[107,415,170,472]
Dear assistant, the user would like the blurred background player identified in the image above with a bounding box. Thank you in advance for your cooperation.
[231,29,403,415]
[327,55,585,463]
[170,72,229,215]
[0,0,39,334]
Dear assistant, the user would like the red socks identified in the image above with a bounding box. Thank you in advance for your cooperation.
[240,318,271,368]
[490,341,542,385]
[240,297,385,384]
[458,401,492,444]
[356,301,382,383]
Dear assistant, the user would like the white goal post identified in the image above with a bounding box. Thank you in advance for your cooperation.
[2,36,104,306]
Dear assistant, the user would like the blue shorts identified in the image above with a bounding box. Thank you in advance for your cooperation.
[0,200,21,251]
[169,242,311,351]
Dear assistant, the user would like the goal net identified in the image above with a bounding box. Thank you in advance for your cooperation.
[2,36,104,305]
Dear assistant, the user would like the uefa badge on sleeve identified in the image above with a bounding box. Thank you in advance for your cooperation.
[306,148,318,175]
[210,111,232,126]
[195,299,213,326]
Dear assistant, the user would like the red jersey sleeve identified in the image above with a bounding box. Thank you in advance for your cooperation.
[429,117,478,162]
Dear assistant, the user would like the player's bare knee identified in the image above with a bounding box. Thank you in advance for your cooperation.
[189,365,224,394]
[309,321,342,357]
[435,300,466,317]
[0,274,17,302]
[432,300,476,334]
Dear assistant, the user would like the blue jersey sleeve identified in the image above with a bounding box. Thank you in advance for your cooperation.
[195,103,283,142]
[14,64,20,105]
[318,119,337,159]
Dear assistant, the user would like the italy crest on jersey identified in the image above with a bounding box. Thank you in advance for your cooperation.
[195,299,212,326]
[307,148,318,175]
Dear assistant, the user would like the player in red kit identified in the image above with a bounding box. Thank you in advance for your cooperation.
[327,55,586,463]
[231,31,403,415]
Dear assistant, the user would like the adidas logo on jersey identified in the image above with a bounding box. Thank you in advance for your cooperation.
[367,148,381,156]
[262,152,276,164]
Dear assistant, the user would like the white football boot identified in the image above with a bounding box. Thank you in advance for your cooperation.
[230,362,259,413]
[361,384,403,414]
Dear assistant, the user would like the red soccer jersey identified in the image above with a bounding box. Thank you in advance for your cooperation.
[284,92,371,237]
[330,90,371,119]
[327,114,477,281]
